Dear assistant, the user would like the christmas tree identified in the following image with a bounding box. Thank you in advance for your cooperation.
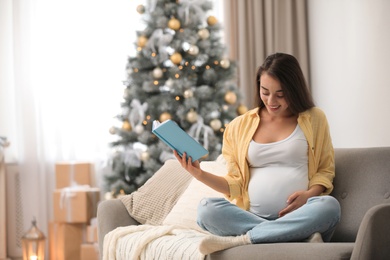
[104,0,248,197]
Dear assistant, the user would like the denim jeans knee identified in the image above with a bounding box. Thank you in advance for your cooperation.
[196,197,224,230]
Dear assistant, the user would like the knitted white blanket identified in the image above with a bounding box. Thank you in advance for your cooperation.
[103,224,207,260]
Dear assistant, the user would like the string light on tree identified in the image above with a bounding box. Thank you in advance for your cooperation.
[137,35,148,48]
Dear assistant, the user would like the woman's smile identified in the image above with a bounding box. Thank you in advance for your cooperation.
[260,73,290,117]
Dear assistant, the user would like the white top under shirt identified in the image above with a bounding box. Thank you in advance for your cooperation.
[247,125,308,219]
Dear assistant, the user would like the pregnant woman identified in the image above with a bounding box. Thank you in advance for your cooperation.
[174,53,341,254]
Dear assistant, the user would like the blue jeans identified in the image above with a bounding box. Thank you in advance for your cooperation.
[197,196,341,243]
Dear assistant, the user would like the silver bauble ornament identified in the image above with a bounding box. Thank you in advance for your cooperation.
[109,127,117,135]
[198,28,210,40]
[220,59,230,69]
[153,67,163,79]
[136,5,145,14]
[184,89,194,98]
[134,125,144,134]
[188,45,199,55]
[141,151,150,162]
[165,78,174,87]
[186,110,198,123]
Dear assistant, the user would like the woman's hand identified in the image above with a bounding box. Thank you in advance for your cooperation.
[173,150,202,179]
[278,190,310,217]
[278,185,325,217]
[174,150,231,195]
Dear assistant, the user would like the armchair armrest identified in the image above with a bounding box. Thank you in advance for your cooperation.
[97,199,140,259]
[351,203,390,260]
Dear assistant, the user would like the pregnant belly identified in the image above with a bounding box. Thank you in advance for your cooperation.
[248,166,308,219]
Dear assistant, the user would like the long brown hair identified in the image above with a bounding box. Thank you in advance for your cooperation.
[255,53,314,114]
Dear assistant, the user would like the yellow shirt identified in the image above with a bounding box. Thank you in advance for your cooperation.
[222,107,335,210]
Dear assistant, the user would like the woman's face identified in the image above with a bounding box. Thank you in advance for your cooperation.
[259,73,290,117]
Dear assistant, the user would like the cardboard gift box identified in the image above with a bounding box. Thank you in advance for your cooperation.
[86,218,98,243]
[80,243,100,260]
[53,188,100,223]
[55,162,93,189]
[49,222,84,260]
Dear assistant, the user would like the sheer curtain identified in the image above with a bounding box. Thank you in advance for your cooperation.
[0,0,138,243]
[223,0,310,109]
[0,0,225,254]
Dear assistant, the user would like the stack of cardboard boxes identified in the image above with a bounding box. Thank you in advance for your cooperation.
[49,162,100,260]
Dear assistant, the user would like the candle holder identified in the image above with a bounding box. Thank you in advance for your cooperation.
[21,218,46,260]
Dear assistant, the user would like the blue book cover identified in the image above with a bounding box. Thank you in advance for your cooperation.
[152,119,209,161]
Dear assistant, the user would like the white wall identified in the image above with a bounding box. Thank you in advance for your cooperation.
[308,0,390,148]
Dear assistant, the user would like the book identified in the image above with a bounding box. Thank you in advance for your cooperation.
[152,119,209,161]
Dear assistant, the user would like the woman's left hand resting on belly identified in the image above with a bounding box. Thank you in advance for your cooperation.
[278,184,326,217]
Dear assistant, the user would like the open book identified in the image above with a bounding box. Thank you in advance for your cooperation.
[152,119,209,161]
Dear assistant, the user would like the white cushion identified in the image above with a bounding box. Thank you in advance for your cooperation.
[163,158,228,233]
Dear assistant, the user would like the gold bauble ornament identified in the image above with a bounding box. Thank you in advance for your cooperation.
[136,5,145,14]
[170,52,182,65]
[137,35,148,48]
[159,112,172,122]
[210,119,222,131]
[237,104,248,115]
[122,121,131,131]
[224,91,237,104]
[116,189,126,198]
[168,18,181,30]
[220,59,230,69]
[186,110,198,123]
[207,16,218,26]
